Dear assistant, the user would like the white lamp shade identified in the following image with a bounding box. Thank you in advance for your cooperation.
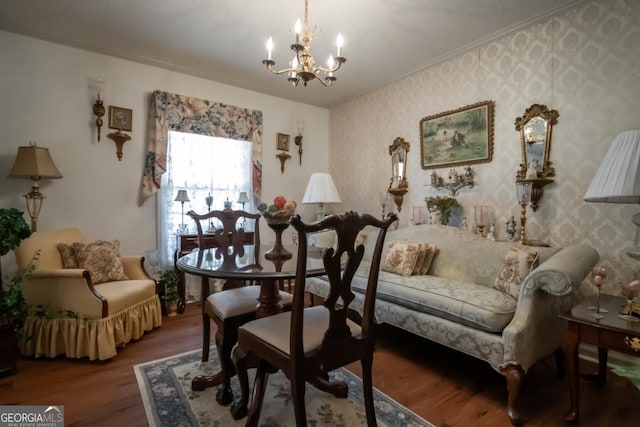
[584,129,640,203]
[174,189,190,202]
[302,173,341,204]
[237,191,250,203]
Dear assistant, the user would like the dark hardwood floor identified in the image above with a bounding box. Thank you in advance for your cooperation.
[1,303,639,427]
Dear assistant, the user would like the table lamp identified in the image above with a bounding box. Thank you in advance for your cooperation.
[237,191,250,210]
[302,173,341,221]
[8,141,63,231]
[174,190,190,233]
[584,129,640,260]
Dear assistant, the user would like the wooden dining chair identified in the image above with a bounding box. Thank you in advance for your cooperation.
[187,209,293,406]
[232,211,397,426]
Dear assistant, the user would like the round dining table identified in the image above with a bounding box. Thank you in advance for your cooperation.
[176,243,326,318]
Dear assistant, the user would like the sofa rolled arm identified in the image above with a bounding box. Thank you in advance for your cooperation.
[502,242,599,371]
[520,243,600,298]
[24,268,107,318]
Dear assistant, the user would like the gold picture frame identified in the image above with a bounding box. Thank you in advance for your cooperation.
[420,100,494,169]
[276,132,290,151]
[108,106,133,132]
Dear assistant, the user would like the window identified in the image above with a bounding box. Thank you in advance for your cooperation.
[158,131,253,270]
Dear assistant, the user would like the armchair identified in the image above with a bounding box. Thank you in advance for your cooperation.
[15,228,162,360]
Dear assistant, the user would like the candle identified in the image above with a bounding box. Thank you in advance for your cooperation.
[336,33,344,57]
[294,19,302,44]
[266,37,273,60]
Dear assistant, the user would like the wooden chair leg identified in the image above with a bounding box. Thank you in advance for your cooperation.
[231,346,252,420]
[555,348,565,377]
[214,327,235,405]
[246,359,270,427]
[361,354,377,427]
[292,375,308,427]
[202,313,210,362]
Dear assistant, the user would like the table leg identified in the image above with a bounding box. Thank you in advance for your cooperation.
[256,278,283,318]
[564,322,580,424]
[597,347,608,387]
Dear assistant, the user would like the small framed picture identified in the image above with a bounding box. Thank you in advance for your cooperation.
[108,106,133,132]
[276,133,290,151]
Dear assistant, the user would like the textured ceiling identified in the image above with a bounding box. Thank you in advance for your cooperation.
[0,0,587,108]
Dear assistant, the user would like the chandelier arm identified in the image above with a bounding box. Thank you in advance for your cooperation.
[263,61,297,75]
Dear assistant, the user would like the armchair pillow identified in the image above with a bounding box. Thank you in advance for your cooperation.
[57,243,79,268]
[493,246,539,299]
[72,240,129,284]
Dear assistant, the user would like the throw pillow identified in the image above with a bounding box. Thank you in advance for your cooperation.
[73,240,129,284]
[412,243,427,275]
[57,243,79,268]
[382,240,422,277]
[419,243,438,275]
[493,246,539,299]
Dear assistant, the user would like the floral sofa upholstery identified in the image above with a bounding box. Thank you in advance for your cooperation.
[15,227,162,361]
[306,224,599,425]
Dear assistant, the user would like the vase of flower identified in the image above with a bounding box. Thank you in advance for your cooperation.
[258,196,297,260]
[425,196,460,225]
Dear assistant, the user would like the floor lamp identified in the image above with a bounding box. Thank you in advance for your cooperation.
[8,142,63,231]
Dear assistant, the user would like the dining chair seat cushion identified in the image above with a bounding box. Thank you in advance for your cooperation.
[207,286,293,320]
[240,305,362,355]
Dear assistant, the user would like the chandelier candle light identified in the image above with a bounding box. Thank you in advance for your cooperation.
[263,0,346,87]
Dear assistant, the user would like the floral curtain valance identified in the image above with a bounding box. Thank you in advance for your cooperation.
[138,90,263,205]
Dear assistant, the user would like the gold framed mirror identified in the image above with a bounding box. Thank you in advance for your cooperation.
[515,104,559,179]
[388,137,410,212]
[514,104,559,211]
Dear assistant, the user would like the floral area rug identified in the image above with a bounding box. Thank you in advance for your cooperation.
[134,348,434,427]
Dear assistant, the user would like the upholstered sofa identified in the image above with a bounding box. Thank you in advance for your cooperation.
[306,224,599,425]
[15,228,162,361]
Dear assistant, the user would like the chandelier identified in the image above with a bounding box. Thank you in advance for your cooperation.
[262,0,346,87]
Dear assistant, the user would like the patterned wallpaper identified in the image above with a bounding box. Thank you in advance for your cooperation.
[329,0,640,296]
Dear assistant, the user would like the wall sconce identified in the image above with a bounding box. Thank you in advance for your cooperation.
[295,120,305,165]
[276,152,291,173]
[90,77,105,142]
[430,166,474,196]
[8,142,63,231]
[107,106,133,161]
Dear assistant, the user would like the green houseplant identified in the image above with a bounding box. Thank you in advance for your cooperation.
[159,269,180,317]
[0,208,33,377]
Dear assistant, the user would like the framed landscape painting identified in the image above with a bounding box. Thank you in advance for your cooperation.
[420,100,494,169]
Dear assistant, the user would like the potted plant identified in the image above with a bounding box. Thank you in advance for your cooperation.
[0,208,33,377]
[159,269,180,317]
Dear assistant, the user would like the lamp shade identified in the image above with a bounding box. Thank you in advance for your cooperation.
[237,191,250,203]
[174,189,190,203]
[302,173,341,204]
[584,129,640,203]
[8,142,62,180]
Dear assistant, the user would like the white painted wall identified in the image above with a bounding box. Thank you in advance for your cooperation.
[0,31,329,262]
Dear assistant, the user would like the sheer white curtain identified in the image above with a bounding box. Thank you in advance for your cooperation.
[158,131,253,300]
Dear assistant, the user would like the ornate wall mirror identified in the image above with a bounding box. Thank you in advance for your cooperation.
[388,137,410,212]
[514,104,559,210]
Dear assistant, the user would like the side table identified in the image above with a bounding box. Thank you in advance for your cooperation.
[560,294,640,424]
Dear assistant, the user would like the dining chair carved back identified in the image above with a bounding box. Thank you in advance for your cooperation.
[187,209,293,406]
[232,211,397,426]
